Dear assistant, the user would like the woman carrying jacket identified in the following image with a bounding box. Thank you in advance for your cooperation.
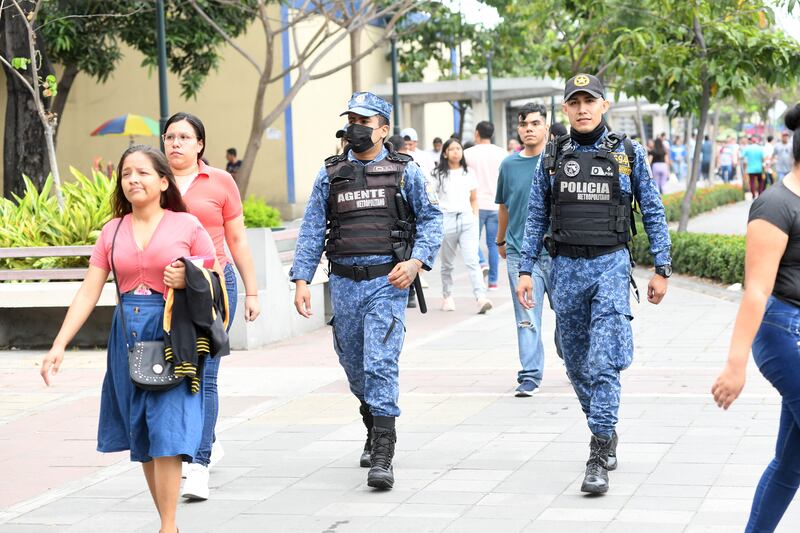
[40,145,216,533]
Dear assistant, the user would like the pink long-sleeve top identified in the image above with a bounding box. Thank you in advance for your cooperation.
[90,210,215,295]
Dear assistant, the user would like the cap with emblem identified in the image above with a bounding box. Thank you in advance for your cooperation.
[340,92,392,122]
[564,74,605,101]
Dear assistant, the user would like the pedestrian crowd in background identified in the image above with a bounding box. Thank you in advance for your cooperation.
[643,128,791,199]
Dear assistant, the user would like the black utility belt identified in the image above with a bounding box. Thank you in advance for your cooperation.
[545,239,626,259]
[329,261,395,282]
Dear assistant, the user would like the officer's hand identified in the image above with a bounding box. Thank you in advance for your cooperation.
[388,259,421,289]
[516,275,536,309]
[498,243,507,259]
[294,281,312,318]
[163,261,186,289]
[647,274,668,304]
[712,363,746,410]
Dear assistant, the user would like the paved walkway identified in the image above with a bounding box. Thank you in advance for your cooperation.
[1,203,795,532]
[678,199,751,236]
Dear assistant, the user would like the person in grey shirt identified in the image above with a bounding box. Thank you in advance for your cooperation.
[775,130,794,178]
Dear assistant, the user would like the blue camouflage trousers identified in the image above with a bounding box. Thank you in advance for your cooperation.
[550,249,634,438]
[329,273,408,418]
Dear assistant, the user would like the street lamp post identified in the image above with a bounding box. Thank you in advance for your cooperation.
[486,50,494,125]
[156,0,169,149]
[390,36,400,134]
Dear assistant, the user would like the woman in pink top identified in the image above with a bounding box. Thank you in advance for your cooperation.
[161,112,260,500]
[40,145,215,533]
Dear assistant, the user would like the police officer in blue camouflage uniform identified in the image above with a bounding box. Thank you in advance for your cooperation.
[517,74,672,494]
[290,92,442,490]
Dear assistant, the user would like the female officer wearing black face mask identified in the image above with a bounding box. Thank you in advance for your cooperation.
[289,92,442,491]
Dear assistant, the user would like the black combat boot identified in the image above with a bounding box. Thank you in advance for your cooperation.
[606,430,618,471]
[359,402,373,468]
[581,434,613,494]
[367,416,396,490]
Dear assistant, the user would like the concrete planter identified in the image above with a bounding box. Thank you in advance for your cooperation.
[227,227,328,350]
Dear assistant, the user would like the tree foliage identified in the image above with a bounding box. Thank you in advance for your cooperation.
[38,1,258,104]
[613,0,800,231]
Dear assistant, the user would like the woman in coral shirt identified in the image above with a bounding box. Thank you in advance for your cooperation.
[161,112,260,500]
[40,145,215,533]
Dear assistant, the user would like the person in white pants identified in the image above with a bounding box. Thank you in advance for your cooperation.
[430,138,492,314]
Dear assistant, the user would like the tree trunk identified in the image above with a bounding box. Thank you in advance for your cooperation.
[235,70,269,196]
[708,107,720,181]
[51,63,79,140]
[678,16,710,233]
[634,98,647,143]
[678,88,710,231]
[683,114,692,171]
[350,27,362,93]
[44,123,64,210]
[0,2,52,198]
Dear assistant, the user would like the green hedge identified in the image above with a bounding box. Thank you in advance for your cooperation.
[242,196,282,228]
[660,184,744,222]
[632,230,745,285]
[632,184,746,285]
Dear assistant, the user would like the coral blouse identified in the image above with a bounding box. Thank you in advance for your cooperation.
[181,161,243,267]
[90,211,215,295]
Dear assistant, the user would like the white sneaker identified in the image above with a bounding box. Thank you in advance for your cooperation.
[209,441,225,469]
[182,463,210,500]
[477,298,493,314]
[441,296,456,312]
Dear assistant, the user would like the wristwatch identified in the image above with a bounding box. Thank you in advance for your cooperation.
[496,240,506,246]
[655,264,673,278]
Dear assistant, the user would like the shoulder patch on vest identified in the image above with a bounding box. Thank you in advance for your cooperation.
[612,152,632,175]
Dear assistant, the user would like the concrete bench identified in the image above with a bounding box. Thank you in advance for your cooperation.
[0,245,94,281]
[0,228,329,349]
[0,245,116,347]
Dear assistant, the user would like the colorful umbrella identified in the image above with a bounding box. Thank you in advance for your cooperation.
[90,114,160,143]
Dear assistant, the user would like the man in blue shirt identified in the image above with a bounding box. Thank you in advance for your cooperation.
[290,92,442,490]
[496,103,552,397]
[742,136,766,198]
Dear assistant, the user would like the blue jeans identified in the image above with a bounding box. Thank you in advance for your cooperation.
[477,209,499,285]
[720,164,734,183]
[507,250,553,385]
[746,296,800,532]
[194,262,238,466]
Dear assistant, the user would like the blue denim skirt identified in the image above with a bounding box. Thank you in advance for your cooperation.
[96,293,204,463]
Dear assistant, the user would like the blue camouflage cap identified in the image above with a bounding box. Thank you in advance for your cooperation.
[340,92,392,122]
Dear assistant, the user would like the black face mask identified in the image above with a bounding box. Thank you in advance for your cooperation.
[343,123,376,154]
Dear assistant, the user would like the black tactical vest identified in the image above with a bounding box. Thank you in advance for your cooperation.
[324,149,415,258]
[550,134,633,250]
